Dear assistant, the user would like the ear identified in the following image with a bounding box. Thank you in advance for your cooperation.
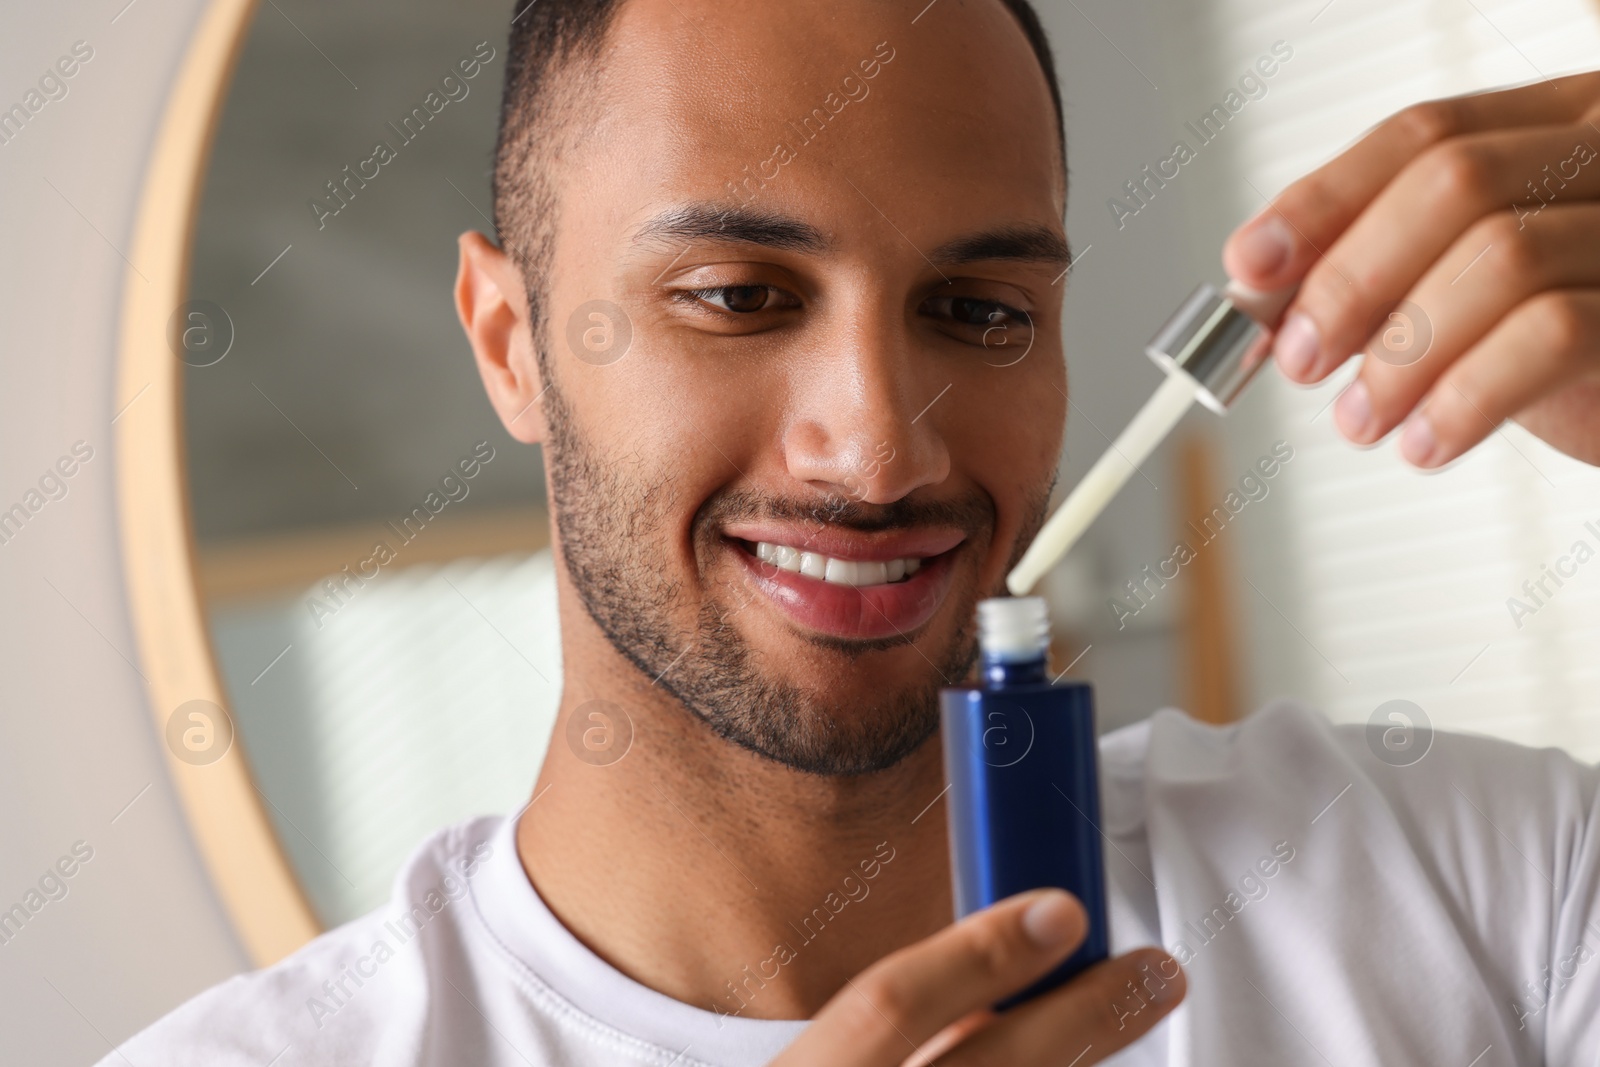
[455,231,548,444]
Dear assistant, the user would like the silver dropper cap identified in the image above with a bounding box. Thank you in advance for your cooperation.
[1144,283,1283,416]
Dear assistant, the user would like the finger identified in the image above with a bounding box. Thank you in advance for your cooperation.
[1279,125,1600,386]
[933,948,1185,1067]
[1223,69,1600,290]
[1392,289,1600,469]
[1334,202,1600,445]
[899,1010,994,1067]
[775,889,1087,1067]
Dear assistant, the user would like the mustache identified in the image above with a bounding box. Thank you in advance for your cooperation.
[696,486,996,538]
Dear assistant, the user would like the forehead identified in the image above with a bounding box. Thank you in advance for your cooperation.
[570,0,1065,231]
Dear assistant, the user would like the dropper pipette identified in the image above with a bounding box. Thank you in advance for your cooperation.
[1006,282,1292,597]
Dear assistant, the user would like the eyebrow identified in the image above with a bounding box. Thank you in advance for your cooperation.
[632,204,831,253]
[928,225,1072,269]
[631,203,1071,269]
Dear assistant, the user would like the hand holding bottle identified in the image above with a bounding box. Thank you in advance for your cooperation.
[768,889,1183,1067]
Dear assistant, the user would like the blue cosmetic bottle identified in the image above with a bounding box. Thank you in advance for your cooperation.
[941,596,1108,1007]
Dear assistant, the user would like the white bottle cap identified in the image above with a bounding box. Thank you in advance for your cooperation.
[977,596,1050,662]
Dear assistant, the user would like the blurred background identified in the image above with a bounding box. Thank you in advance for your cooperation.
[3,0,1600,1061]
[184,0,557,930]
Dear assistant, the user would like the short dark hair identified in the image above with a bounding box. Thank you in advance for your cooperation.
[490,0,1066,359]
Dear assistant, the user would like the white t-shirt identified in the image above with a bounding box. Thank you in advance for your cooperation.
[104,699,1600,1066]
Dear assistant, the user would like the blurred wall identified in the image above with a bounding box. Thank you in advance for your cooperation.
[0,4,249,1066]
[1038,0,1237,731]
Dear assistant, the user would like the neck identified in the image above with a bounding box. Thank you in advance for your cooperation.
[516,592,955,1020]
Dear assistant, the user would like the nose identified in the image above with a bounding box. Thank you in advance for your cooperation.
[781,306,952,507]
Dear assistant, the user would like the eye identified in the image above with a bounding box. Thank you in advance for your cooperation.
[686,285,795,314]
[920,294,1034,350]
[923,295,1025,327]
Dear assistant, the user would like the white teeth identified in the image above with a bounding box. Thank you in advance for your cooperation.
[753,542,924,586]
[823,559,891,587]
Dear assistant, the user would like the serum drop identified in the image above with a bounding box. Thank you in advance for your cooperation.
[941,596,1109,1006]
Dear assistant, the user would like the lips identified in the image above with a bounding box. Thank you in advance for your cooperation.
[722,523,966,641]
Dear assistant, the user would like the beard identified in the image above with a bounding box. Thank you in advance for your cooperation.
[541,371,1051,777]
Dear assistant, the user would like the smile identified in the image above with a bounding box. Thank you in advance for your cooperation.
[722,524,967,641]
[753,541,922,586]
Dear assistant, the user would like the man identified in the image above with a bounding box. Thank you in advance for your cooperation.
[109,0,1600,1063]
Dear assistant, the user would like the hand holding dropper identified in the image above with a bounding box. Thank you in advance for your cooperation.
[1006,282,1296,596]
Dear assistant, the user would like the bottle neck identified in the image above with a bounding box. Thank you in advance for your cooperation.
[980,652,1048,688]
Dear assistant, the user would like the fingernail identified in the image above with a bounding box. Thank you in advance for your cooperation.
[1334,380,1373,442]
[1234,213,1293,280]
[1399,412,1439,467]
[1022,891,1079,948]
[1272,312,1319,379]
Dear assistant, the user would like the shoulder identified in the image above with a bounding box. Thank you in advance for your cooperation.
[1106,697,1600,902]
[1105,695,1598,806]
[1323,704,1600,905]
[101,816,504,1067]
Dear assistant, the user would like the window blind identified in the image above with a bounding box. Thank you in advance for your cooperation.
[1205,0,1600,758]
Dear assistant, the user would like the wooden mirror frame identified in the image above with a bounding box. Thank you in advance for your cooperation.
[114,0,321,966]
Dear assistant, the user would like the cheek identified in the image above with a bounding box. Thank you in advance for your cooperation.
[944,359,1065,554]
[568,342,764,545]
[961,360,1066,481]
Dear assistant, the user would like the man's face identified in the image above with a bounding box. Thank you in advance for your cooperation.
[530,0,1067,775]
